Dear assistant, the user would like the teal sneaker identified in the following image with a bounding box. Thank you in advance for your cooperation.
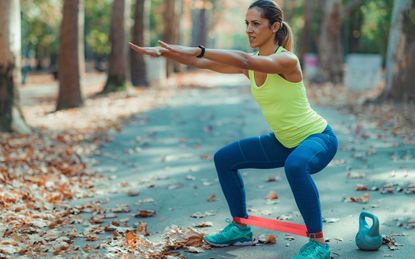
[291,240,330,259]
[203,218,254,247]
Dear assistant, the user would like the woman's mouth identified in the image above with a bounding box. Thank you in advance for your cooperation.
[249,36,256,41]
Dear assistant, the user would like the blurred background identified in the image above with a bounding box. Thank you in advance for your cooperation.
[18,0,395,79]
[1,0,414,132]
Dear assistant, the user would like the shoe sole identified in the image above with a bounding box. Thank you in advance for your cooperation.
[204,238,256,247]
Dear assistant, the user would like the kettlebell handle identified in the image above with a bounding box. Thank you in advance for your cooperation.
[359,211,379,236]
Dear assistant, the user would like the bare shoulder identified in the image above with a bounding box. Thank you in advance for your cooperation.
[273,50,298,67]
[276,50,298,61]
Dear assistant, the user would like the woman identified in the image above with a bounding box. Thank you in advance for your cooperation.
[130,1,338,258]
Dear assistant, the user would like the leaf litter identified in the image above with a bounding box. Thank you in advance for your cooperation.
[0,77,177,257]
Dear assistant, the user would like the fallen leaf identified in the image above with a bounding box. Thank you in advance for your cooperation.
[266,176,280,182]
[135,210,156,218]
[125,231,139,248]
[344,193,370,203]
[127,190,139,196]
[382,235,400,250]
[193,222,213,228]
[355,184,368,191]
[381,183,394,194]
[112,204,131,213]
[258,234,277,244]
[164,226,205,249]
[323,218,340,223]
[207,195,216,202]
[266,191,279,200]
[89,216,105,224]
[135,222,149,236]
[191,212,205,219]
[284,235,295,241]
[347,172,366,179]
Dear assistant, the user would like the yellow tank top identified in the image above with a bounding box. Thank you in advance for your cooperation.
[249,47,327,148]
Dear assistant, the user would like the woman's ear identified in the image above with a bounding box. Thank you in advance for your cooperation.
[272,21,280,33]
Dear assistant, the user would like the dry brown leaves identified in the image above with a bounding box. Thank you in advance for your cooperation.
[258,234,277,244]
[0,132,106,256]
[135,210,156,218]
[0,73,175,257]
[306,82,415,142]
[382,235,401,250]
[207,194,216,202]
[112,226,208,258]
[266,191,279,201]
[344,193,370,203]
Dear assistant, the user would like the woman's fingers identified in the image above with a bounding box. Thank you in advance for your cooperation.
[157,40,177,52]
[128,42,145,54]
[129,42,168,57]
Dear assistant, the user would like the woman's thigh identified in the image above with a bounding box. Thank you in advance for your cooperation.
[216,133,292,170]
[286,129,338,174]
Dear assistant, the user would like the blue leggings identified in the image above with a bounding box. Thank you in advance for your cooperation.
[213,125,338,234]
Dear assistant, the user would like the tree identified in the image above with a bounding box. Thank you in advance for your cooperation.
[130,0,149,87]
[383,0,415,100]
[56,0,85,110]
[0,0,31,133]
[298,0,313,64]
[163,0,179,77]
[102,0,129,93]
[317,0,362,83]
[21,0,61,71]
[192,0,209,48]
[84,0,112,63]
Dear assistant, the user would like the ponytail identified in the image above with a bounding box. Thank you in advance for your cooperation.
[276,21,294,51]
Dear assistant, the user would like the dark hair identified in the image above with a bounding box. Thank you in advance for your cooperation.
[248,0,294,51]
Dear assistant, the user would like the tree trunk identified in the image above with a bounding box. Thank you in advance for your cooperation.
[383,0,415,100]
[317,0,363,83]
[192,0,208,48]
[197,1,208,47]
[130,0,149,87]
[181,0,193,46]
[163,0,178,77]
[56,0,84,110]
[317,0,343,84]
[102,0,129,93]
[0,0,31,134]
[298,0,313,65]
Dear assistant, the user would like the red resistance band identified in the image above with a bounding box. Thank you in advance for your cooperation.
[233,215,324,239]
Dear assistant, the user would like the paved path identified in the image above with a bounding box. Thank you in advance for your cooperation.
[76,76,415,258]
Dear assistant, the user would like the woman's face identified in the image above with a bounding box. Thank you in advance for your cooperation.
[245,8,276,48]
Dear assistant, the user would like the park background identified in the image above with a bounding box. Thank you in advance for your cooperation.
[0,0,414,258]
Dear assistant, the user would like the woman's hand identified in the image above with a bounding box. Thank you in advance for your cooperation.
[128,42,167,57]
[157,40,200,57]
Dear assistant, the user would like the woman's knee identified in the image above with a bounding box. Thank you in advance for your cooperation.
[213,147,230,168]
[284,157,307,178]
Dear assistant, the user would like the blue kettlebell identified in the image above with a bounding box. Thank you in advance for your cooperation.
[355,211,382,251]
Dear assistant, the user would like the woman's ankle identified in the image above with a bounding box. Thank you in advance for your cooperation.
[310,237,326,244]
[233,221,247,227]
[307,231,325,244]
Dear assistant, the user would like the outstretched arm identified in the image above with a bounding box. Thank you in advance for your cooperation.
[158,41,298,75]
[128,42,245,75]
[163,51,245,74]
